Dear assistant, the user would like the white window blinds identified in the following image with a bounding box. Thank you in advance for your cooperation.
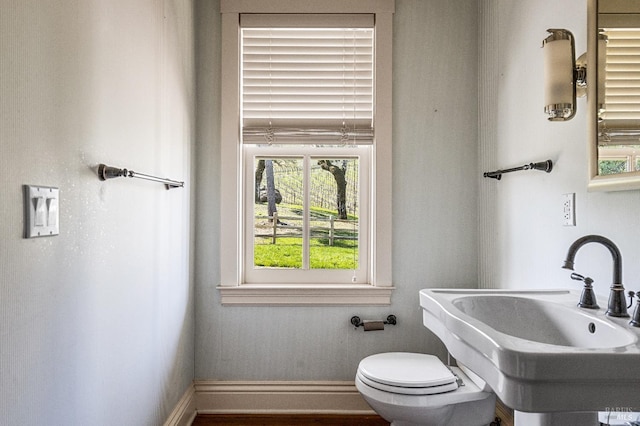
[600,28,640,131]
[241,14,374,144]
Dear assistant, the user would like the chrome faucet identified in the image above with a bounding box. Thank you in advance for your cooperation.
[562,235,629,318]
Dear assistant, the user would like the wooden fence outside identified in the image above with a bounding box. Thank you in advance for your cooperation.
[255,213,358,245]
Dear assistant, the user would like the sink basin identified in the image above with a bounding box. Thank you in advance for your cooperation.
[453,295,636,349]
[419,289,640,413]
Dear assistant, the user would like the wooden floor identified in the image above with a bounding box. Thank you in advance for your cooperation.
[192,414,390,425]
[192,400,514,426]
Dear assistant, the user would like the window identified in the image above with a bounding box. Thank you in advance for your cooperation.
[219,0,394,305]
[598,146,640,174]
[246,149,369,284]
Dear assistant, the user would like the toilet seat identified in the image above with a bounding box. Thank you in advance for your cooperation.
[355,353,497,425]
[357,352,459,395]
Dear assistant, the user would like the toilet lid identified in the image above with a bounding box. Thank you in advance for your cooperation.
[358,352,458,389]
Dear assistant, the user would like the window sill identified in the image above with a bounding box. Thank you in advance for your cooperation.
[217,284,394,306]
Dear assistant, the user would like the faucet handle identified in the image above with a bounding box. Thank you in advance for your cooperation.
[571,272,593,286]
[629,292,640,327]
[628,291,637,309]
[571,272,599,309]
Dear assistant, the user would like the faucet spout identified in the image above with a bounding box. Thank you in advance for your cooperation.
[563,235,622,284]
[562,235,629,318]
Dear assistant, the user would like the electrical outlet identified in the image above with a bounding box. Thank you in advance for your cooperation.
[563,193,576,226]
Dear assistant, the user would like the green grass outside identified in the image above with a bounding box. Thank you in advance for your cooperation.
[254,237,358,269]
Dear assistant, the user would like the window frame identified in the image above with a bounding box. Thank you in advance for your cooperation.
[218,0,394,306]
[244,146,370,285]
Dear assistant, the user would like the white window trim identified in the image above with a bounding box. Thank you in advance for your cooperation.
[218,0,394,306]
[243,146,371,285]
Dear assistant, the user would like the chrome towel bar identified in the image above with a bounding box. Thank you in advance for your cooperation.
[484,159,553,180]
[98,163,184,190]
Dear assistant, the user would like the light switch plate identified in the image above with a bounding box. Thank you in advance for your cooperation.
[24,185,59,238]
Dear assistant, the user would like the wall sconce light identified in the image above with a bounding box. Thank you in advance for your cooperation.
[597,31,607,118]
[543,29,587,121]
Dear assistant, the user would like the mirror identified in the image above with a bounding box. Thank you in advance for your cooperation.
[588,0,640,190]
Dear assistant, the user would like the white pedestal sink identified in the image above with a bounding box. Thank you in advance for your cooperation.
[419,289,640,425]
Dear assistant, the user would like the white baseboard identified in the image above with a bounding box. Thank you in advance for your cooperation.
[193,380,375,415]
[163,383,197,426]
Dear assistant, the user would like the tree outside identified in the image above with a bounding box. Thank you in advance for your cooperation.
[253,157,359,269]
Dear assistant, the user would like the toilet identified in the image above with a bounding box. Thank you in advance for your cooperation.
[355,352,496,426]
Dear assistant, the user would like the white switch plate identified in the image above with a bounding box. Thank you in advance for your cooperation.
[24,185,59,238]
[563,192,576,226]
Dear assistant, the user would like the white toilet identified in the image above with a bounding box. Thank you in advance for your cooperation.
[355,352,496,426]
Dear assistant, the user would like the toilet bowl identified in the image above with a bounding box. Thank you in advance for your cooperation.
[355,352,496,426]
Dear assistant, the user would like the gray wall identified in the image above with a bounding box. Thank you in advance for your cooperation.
[479,0,640,296]
[5,0,623,422]
[194,0,479,381]
[0,0,195,424]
